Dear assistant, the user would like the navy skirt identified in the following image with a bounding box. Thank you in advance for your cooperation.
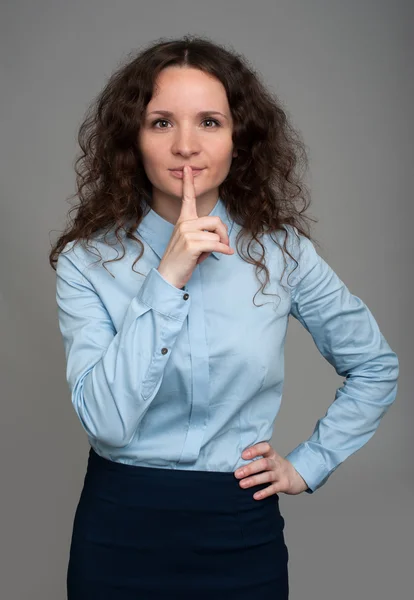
[67,446,289,599]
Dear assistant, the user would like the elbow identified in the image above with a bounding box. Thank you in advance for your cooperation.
[71,383,136,449]
[388,349,400,384]
[381,349,400,408]
[99,421,137,448]
[393,353,400,380]
[96,431,134,448]
[75,408,135,448]
[84,418,135,448]
[367,345,399,382]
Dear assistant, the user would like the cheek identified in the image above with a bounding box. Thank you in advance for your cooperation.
[213,154,234,176]
[139,149,165,179]
[138,134,161,163]
[210,141,234,167]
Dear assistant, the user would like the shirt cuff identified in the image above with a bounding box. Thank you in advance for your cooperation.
[284,442,331,494]
[137,267,190,321]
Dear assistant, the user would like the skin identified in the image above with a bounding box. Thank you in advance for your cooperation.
[157,165,234,289]
[234,441,309,499]
[137,65,238,224]
[138,67,309,499]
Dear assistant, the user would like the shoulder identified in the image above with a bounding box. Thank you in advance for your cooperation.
[56,227,129,275]
[277,225,322,287]
[281,224,312,254]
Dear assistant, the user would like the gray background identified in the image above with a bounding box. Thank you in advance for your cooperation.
[1,0,412,598]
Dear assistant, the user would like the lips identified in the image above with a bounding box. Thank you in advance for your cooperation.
[169,167,205,179]
[169,167,204,171]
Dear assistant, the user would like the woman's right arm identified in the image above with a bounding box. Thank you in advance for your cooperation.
[55,249,191,448]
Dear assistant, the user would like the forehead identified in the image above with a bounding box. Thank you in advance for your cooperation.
[149,67,229,109]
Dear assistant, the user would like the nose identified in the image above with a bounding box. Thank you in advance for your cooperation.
[171,125,202,157]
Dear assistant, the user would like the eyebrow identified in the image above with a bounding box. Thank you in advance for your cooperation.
[147,110,229,121]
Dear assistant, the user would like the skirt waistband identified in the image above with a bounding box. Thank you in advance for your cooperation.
[85,446,280,513]
[88,446,240,485]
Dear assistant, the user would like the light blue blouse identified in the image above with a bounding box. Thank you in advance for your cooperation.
[55,196,399,493]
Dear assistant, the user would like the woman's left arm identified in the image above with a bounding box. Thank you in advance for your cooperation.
[283,227,400,494]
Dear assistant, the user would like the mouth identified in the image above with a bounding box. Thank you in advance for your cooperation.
[169,168,205,179]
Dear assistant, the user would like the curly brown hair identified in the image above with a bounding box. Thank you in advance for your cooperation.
[49,34,319,304]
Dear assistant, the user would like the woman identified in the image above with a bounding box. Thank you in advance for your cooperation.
[50,35,399,599]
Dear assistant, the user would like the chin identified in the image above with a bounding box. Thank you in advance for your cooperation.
[168,178,206,191]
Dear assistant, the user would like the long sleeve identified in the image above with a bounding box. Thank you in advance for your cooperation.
[284,228,399,494]
[56,250,190,448]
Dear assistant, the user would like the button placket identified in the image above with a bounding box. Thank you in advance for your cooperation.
[177,267,210,464]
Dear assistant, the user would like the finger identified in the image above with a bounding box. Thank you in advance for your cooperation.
[234,457,270,479]
[178,166,198,223]
[252,482,280,501]
[238,469,275,489]
[181,231,233,256]
[197,217,229,247]
[241,441,271,459]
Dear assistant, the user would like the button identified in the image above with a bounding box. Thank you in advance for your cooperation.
[183,293,189,300]
[161,348,168,355]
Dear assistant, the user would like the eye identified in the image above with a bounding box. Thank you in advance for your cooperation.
[151,119,170,129]
[150,118,221,129]
[203,119,221,128]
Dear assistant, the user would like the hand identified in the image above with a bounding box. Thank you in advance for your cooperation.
[157,166,234,289]
[234,441,309,500]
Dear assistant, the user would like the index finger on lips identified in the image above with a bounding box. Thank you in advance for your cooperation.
[178,166,198,223]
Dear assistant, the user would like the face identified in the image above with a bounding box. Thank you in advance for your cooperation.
[138,66,237,220]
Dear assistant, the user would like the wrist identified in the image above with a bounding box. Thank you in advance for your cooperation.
[157,267,179,289]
